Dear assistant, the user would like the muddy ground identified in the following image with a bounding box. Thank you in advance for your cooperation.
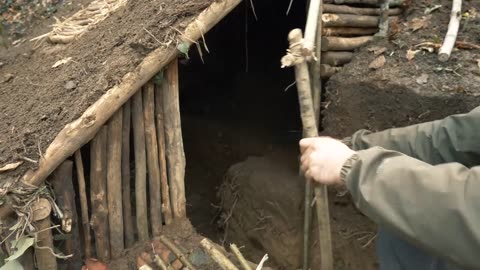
[0,0,214,182]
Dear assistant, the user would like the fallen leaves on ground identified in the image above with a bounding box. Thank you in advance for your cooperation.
[407,16,431,32]
[369,55,386,70]
[406,49,420,61]
[368,46,387,56]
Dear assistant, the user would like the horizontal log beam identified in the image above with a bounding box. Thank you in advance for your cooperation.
[320,64,342,78]
[323,27,378,36]
[323,4,401,15]
[322,13,379,28]
[321,51,354,66]
[322,36,373,51]
[334,0,403,7]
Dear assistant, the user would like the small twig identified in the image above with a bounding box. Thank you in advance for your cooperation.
[255,254,269,270]
[361,233,377,249]
[438,0,462,62]
[284,81,296,92]
[200,238,239,270]
[159,235,198,270]
[249,0,259,21]
[19,156,38,164]
[230,244,253,270]
[144,27,163,45]
[286,0,295,15]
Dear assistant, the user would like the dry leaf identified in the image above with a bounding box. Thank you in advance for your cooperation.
[0,161,23,172]
[369,55,386,70]
[368,46,387,56]
[52,57,72,68]
[407,16,431,32]
[406,49,420,61]
[416,73,429,84]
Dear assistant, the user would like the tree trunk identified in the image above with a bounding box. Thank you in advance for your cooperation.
[143,81,164,235]
[74,151,91,258]
[90,126,110,262]
[155,83,173,225]
[132,90,150,242]
[35,218,57,270]
[51,160,82,269]
[121,100,135,247]
[107,109,124,258]
[163,59,186,219]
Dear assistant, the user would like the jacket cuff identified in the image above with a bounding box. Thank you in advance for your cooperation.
[340,153,359,183]
[341,137,353,148]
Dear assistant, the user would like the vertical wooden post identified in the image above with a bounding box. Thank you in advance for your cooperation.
[35,218,57,270]
[107,109,124,257]
[19,248,35,270]
[154,83,173,225]
[162,59,186,219]
[143,82,164,236]
[132,90,150,241]
[90,126,110,262]
[121,100,135,247]
[51,160,82,269]
[74,150,91,258]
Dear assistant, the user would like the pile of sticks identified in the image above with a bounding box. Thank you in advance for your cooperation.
[320,0,403,78]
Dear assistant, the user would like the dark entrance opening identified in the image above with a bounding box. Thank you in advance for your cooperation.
[179,0,306,240]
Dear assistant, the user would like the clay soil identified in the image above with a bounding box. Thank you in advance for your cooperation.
[0,0,214,183]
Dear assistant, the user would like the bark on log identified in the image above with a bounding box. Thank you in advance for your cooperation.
[107,109,124,258]
[438,0,462,62]
[376,0,390,38]
[283,29,334,270]
[321,36,373,51]
[322,13,379,28]
[323,4,401,15]
[155,83,173,225]
[321,64,343,78]
[323,27,378,36]
[0,0,243,220]
[303,0,322,56]
[321,51,353,66]
[35,218,57,270]
[74,151,91,258]
[143,81,163,235]
[121,100,135,248]
[90,126,110,262]
[132,90,150,242]
[334,0,403,7]
[200,238,238,270]
[51,161,82,269]
[163,59,186,219]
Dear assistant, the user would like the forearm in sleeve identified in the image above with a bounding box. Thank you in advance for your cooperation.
[344,147,480,269]
[347,106,480,166]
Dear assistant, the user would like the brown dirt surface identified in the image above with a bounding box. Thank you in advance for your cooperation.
[219,152,378,270]
[0,0,214,183]
[323,0,480,137]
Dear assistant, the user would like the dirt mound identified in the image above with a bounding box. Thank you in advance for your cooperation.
[219,153,378,270]
[0,0,213,182]
[323,0,480,137]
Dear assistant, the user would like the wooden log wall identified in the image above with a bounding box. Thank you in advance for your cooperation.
[25,59,186,269]
[320,2,403,78]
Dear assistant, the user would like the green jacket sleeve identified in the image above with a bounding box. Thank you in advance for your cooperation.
[347,106,480,166]
[344,148,480,269]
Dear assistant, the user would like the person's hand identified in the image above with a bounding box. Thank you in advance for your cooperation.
[299,137,356,185]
